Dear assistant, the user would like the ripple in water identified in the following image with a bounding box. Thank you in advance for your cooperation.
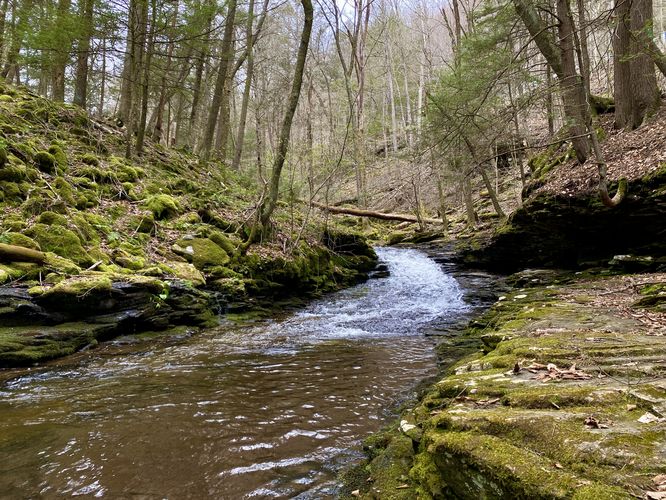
[0,247,468,499]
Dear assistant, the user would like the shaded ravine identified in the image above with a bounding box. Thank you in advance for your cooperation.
[0,247,487,499]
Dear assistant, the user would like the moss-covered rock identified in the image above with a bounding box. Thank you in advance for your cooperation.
[159,261,206,287]
[0,232,40,250]
[26,223,92,265]
[144,194,181,220]
[37,211,68,226]
[173,237,229,270]
[48,144,67,170]
[80,152,100,166]
[34,151,57,174]
[0,165,27,182]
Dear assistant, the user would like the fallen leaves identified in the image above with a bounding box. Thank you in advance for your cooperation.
[583,416,610,429]
[637,412,666,424]
[511,362,593,382]
[647,475,666,499]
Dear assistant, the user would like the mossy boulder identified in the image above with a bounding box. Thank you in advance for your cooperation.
[37,211,68,226]
[0,232,40,250]
[173,237,230,270]
[0,143,7,168]
[26,223,92,265]
[0,181,23,202]
[0,165,27,182]
[80,153,100,167]
[159,261,206,287]
[112,248,146,271]
[29,274,113,300]
[48,144,67,170]
[34,151,57,174]
[144,194,180,220]
[43,253,81,275]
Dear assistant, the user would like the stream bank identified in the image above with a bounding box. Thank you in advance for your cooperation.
[348,268,666,499]
[0,233,377,368]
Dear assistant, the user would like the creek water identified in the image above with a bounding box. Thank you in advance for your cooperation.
[0,247,475,499]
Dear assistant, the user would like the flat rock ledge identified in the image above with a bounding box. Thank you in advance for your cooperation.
[353,271,666,499]
[0,275,215,368]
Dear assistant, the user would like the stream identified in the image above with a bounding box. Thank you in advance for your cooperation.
[0,247,493,499]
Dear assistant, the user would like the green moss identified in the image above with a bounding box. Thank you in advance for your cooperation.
[0,181,23,201]
[52,177,76,205]
[71,213,99,243]
[409,452,446,499]
[2,214,26,232]
[0,232,40,250]
[208,230,236,254]
[37,211,68,226]
[42,253,80,275]
[31,274,113,299]
[158,261,206,287]
[144,194,181,220]
[0,165,27,182]
[26,223,92,265]
[48,144,67,170]
[80,153,100,167]
[34,151,56,174]
[173,237,230,270]
[117,164,140,183]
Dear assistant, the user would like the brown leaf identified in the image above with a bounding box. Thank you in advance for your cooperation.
[584,416,600,429]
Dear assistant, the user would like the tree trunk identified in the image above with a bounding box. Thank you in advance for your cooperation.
[73,0,94,109]
[614,0,660,129]
[629,0,660,128]
[613,0,632,128]
[200,0,237,162]
[513,0,591,162]
[257,0,313,230]
[309,201,442,225]
[136,0,156,156]
[51,0,72,102]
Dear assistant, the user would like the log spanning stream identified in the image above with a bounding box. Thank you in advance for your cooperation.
[0,247,485,499]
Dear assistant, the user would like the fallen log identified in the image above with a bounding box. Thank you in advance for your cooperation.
[309,201,443,225]
[0,243,46,264]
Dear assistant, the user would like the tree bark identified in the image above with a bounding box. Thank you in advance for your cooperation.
[200,0,237,162]
[309,201,442,225]
[73,0,94,109]
[257,0,313,229]
[51,0,72,102]
[614,0,660,129]
[513,0,590,162]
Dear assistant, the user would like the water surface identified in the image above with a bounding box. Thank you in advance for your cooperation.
[0,247,468,498]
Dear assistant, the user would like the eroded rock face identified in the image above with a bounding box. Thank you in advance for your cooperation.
[457,167,666,272]
[0,277,215,367]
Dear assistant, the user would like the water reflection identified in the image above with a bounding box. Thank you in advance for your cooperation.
[0,248,467,498]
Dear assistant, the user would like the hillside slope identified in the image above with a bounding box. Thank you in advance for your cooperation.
[457,106,666,272]
[0,83,377,367]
